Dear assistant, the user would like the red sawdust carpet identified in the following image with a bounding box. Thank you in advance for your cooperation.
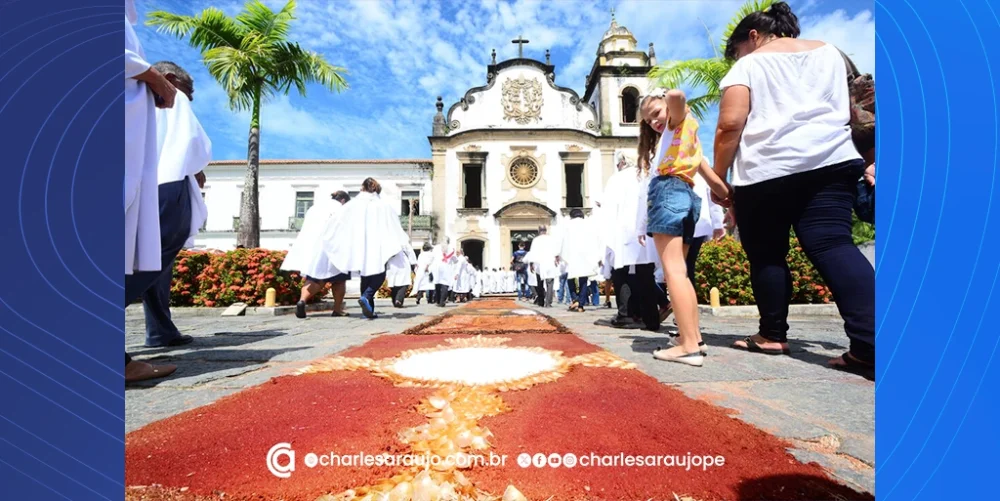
[126,300,871,501]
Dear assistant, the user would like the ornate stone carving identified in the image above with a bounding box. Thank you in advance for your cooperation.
[464,145,482,152]
[508,157,539,188]
[501,76,543,125]
[448,120,461,131]
[566,144,583,152]
[586,120,598,131]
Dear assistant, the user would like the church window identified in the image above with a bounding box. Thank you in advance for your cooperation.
[564,164,584,208]
[401,190,421,216]
[463,165,484,209]
[294,191,314,219]
[621,86,639,124]
[508,158,539,188]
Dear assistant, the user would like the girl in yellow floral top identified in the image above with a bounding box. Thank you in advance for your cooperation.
[637,88,730,367]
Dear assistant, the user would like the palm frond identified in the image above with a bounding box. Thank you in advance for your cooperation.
[147,8,244,51]
[686,95,715,122]
[237,0,295,44]
[269,42,348,97]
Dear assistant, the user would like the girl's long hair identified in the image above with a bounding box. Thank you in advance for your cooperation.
[637,95,663,175]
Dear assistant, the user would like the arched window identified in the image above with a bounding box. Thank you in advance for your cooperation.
[621,86,639,124]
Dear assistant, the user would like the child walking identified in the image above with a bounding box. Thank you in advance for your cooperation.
[637,89,730,367]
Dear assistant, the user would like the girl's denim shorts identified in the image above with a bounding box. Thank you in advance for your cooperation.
[647,175,701,244]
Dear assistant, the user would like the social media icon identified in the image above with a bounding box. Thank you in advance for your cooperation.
[304,453,319,468]
[547,453,562,468]
[532,453,547,468]
[517,453,532,468]
[266,443,295,478]
[563,453,578,468]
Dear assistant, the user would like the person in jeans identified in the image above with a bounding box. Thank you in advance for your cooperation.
[512,242,529,300]
[713,2,874,378]
[556,260,570,304]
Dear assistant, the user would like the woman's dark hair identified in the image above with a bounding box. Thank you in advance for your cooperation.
[361,177,382,194]
[331,190,350,204]
[724,2,800,60]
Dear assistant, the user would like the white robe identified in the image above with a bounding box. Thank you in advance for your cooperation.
[322,192,410,277]
[154,95,210,249]
[124,13,160,275]
[454,258,473,294]
[507,271,517,292]
[526,268,538,287]
[412,251,435,293]
[281,200,347,279]
[601,166,658,269]
[472,270,483,297]
[431,244,459,287]
[524,235,561,280]
[386,246,417,288]
[558,218,603,279]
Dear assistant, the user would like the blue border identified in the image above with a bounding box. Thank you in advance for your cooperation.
[0,0,998,499]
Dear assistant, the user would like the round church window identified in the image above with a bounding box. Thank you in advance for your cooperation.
[508,158,539,188]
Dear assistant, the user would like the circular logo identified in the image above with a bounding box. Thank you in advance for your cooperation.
[517,453,532,468]
[266,443,295,478]
[532,453,547,468]
[563,453,578,468]
[547,453,562,468]
[304,453,319,468]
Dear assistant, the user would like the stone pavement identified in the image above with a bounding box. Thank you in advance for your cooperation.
[126,299,873,495]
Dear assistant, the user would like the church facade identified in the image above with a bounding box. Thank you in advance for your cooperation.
[197,15,654,270]
[429,16,654,269]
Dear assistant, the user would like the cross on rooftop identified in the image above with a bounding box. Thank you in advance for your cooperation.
[512,35,529,58]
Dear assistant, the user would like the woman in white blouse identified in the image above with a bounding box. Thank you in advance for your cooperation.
[712,2,874,378]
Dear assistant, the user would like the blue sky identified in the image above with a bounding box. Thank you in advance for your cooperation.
[133,0,874,162]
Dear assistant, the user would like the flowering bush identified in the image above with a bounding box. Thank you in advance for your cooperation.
[169,249,328,307]
[693,236,833,306]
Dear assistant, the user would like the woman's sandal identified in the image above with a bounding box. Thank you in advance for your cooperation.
[732,336,791,355]
[829,352,875,381]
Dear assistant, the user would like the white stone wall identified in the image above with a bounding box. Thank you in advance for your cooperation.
[448,64,598,135]
[599,75,647,137]
[197,162,433,251]
[443,139,604,269]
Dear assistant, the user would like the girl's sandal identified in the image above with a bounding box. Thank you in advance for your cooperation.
[732,336,790,355]
[829,352,875,381]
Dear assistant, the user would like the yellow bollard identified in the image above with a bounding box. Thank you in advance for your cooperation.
[265,287,276,307]
[710,287,721,308]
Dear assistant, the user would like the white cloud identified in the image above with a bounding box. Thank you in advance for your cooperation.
[799,9,876,75]
[140,0,876,161]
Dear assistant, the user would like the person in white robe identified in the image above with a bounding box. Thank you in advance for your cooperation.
[524,227,560,307]
[506,268,516,293]
[558,209,604,312]
[430,237,459,307]
[323,178,409,319]
[139,61,211,349]
[472,267,483,298]
[412,242,436,304]
[526,263,539,301]
[124,0,182,383]
[598,155,663,329]
[453,254,473,302]
[387,244,417,308]
[282,191,352,318]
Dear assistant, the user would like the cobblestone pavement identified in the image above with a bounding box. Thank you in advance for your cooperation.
[126,298,873,495]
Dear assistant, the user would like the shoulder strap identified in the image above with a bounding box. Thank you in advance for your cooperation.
[836,46,860,80]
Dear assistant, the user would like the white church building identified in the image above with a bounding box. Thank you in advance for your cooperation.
[197,15,654,271]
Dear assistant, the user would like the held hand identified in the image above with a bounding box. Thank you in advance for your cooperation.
[638,234,647,247]
[864,163,875,187]
[710,180,733,208]
[713,228,726,241]
[136,67,178,109]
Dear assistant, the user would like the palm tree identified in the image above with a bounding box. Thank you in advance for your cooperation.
[648,0,773,121]
[147,0,347,247]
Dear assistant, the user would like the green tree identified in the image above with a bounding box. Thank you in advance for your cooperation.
[648,0,774,121]
[148,0,347,247]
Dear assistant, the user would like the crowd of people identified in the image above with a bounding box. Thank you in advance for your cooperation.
[125,1,874,382]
